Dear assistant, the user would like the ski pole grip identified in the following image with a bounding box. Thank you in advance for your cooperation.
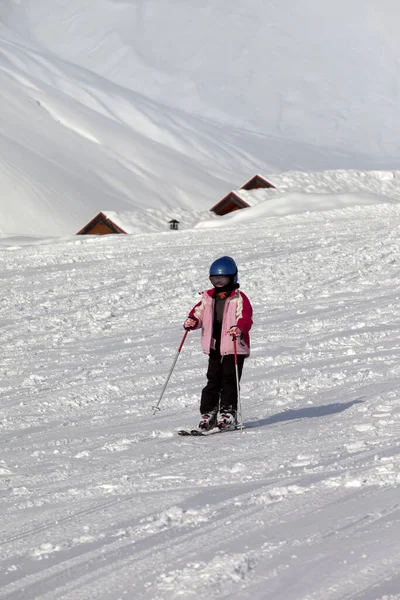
[178,329,189,352]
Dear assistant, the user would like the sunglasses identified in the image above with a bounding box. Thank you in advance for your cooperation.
[210,275,230,286]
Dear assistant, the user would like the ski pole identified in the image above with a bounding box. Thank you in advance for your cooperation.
[233,336,244,432]
[152,330,189,415]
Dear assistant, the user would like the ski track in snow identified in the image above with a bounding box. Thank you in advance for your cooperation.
[1,205,400,599]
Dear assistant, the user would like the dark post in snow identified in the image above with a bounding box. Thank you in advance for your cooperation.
[169,219,179,230]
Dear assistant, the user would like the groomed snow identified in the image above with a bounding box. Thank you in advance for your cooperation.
[2,200,400,599]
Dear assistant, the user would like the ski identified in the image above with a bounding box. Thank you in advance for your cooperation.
[177,426,243,437]
[177,428,217,436]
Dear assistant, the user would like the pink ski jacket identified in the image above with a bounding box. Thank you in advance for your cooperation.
[188,288,253,356]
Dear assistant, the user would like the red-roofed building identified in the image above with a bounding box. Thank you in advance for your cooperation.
[239,174,276,191]
[76,212,127,235]
[210,174,275,216]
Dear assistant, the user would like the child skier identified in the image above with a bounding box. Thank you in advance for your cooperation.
[183,256,253,431]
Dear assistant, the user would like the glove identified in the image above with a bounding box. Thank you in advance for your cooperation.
[184,317,199,330]
[228,326,243,339]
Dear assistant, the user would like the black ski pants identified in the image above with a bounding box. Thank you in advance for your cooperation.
[200,350,245,414]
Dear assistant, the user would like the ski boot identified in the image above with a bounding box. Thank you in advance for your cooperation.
[218,408,237,431]
[198,409,218,431]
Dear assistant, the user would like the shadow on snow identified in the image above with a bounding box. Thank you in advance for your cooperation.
[246,399,364,430]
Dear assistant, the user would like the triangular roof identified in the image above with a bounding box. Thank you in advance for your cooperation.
[76,211,128,235]
[209,191,250,215]
[240,174,276,190]
[210,174,276,215]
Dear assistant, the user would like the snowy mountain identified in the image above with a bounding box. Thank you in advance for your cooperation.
[2,0,400,235]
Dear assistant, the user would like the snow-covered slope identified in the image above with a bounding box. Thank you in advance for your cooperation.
[5,0,400,156]
[2,201,400,599]
[1,1,400,235]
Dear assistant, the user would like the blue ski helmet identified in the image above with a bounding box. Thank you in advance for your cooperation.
[209,256,238,284]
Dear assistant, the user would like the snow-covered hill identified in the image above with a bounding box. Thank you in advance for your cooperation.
[2,0,400,235]
[5,0,400,154]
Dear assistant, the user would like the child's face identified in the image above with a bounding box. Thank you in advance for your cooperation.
[210,275,230,287]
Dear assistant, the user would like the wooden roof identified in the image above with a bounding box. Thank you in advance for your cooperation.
[210,174,276,215]
[240,174,276,190]
[76,212,127,235]
[209,191,250,216]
